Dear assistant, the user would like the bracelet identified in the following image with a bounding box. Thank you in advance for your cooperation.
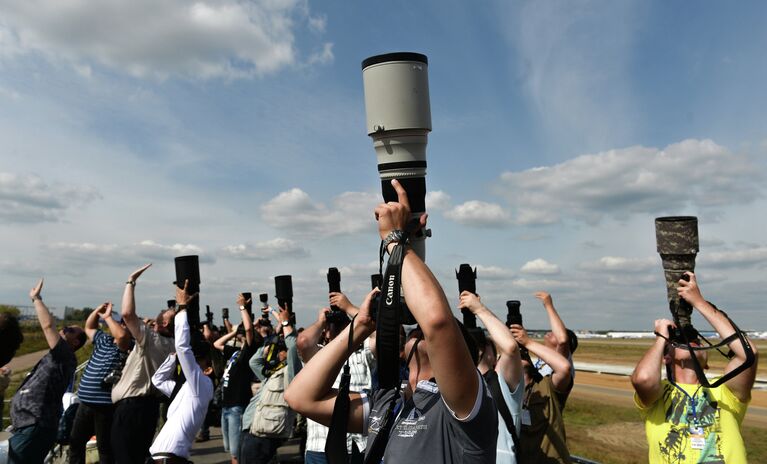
[177,304,188,311]
[31,296,41,303]
[383,229,408,255]
[126,280,136,286]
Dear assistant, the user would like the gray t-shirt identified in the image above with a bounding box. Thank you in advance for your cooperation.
[111,323,175,402]
[364,372,498,464]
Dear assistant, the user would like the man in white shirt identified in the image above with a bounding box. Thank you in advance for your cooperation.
[149,280,215,463]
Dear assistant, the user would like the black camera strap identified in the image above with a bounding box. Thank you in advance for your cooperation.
[484,369,520,454]
[376,240,407,390]
[325,316,362,464]
[364,333,421,464]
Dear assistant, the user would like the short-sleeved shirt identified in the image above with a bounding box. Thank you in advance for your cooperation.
[492,372,524,464]
[77,330,124,405]
[221,342,256,408]
[306,341,375,454]
[518,376,571,464]
[111,323,175,402]
[11,338,77,429]
[364,372,498,464]
[635,380,748,463]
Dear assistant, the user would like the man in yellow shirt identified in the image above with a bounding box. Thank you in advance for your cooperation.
[631,273,758,463]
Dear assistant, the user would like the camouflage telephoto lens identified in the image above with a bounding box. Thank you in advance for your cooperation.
[655,216,698,326]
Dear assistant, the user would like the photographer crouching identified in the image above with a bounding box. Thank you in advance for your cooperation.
[285,180,498,463]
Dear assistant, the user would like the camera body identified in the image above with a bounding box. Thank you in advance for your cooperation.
[326,267,348,325]
[222,307,229,321]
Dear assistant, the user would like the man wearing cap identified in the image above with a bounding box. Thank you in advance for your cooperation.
[285,180,498,463]
[68,301,131,464]
[509,322,573,464]
[110,264,176,464]
[9,279,87,464]
[631,273,759,463]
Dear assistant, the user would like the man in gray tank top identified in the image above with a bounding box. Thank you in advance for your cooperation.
[285,180,498,464]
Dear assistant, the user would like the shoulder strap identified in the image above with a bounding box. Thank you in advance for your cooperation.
[484,370,520,453]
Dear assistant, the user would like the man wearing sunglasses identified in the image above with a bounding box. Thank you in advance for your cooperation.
[9,279,87,464]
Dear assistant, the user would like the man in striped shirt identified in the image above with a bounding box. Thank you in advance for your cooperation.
[69,301,131,464]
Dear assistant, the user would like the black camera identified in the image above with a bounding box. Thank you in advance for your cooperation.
[101,350,129,389]
[275,275,296,326]
[456,264,478,328]
[204,305,213,326]
[259,293,272,326]
[326,268,349,325]
[506,300,522,327]
[167,299,177,310]
[222,307,229,320]
[174,255,201,327]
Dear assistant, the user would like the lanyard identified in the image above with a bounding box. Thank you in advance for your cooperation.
[669,381,703,426]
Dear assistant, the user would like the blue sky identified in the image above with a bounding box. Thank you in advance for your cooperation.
[1,0,766,330]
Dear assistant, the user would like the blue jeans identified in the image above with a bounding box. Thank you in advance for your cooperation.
[305,450,329,464]
[221,405,245,458]
[9,424,57,464]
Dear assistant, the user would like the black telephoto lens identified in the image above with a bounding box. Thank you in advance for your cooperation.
[506,301,522,327]
[174,255,201,327]
[456,264,478,328]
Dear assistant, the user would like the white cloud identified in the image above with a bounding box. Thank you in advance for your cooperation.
[475,265,515,280]
[261,188,378,238]
[444,200,511,227]
[520,258,560,275]
[0,0,328,79]
[497,139,762,225]
[579,256,657,273]
[44,240,214,266]
[701,246,767,268]
[307,42,333,66]
[222,238,309,260]
[425,190,451,211]
[0,172,99,223]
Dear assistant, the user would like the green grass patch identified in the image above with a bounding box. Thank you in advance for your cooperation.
[565,396,767,463]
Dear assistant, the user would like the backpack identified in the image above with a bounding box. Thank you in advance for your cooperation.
[249,366,294,438]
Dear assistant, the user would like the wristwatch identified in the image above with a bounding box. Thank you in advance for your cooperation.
[239,305,246,311]
[383,229,408,252]
[281,320,290,327]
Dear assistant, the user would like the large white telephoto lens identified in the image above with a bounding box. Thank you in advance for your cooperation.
[362,52,431,260]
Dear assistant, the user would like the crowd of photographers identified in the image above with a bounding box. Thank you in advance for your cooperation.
[0,181,758,464]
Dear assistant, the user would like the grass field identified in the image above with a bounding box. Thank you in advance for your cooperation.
[573,338,767,378]
[566,395,767,463]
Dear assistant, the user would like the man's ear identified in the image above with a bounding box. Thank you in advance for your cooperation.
[203,366,214,376]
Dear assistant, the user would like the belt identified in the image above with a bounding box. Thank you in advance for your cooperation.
[152,452,191,464]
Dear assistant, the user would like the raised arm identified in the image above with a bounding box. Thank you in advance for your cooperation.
[630,319,671,407]
[460,291,523,388]
[29,279,61,349]
[678,273,758,402]
[512,324,572,392]
[284,290,377,432]
[213,324,238,352]
[237,293,255,347]
[121,264,152,344]
[380,180,478,418]
[84,302,108,341]
[101,304,131,352]
[174,280,204,395]
[329,292,360,318]
[152,353,178,398]
[296,307,329,363]
[535,291,569,357]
